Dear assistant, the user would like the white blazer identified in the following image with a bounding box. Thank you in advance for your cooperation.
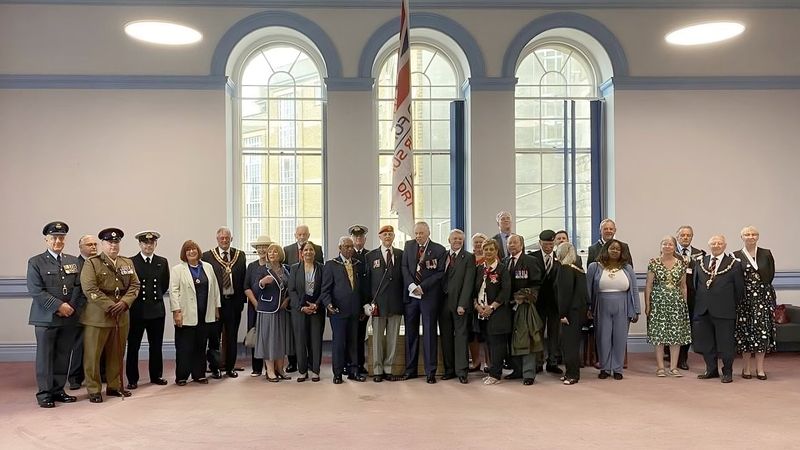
[169,261,221,326]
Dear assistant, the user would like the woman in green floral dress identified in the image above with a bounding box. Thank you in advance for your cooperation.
[644,236,692,377]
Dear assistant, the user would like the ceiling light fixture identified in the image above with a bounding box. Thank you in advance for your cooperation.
[124,20,202,45]
[665,21,745,46]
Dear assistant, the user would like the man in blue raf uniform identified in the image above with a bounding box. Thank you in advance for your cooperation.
[126,231,170,389]
[349,224,370,376]
[27,221,85,408]
[320,236,367,384]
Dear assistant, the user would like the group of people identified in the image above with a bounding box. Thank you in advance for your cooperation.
[26,214,777,407]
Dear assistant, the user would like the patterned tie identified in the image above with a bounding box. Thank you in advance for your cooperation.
[222,251,232,290]
[545,254,552,274]
[386,249,393,269]
[415,245,424,283]
[709,256,717,274]
[345,259,355,289]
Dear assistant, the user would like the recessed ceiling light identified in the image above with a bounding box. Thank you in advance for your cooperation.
[665,21,745,46]
[124,20,202,45]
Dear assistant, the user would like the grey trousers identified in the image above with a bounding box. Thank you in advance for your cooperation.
[371,315,401,376]
[34,326,77,402]
[595,291,630,373]
[67,326,84,385]
[520,352,538,380]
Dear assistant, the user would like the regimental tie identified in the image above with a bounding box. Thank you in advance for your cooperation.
[345,259,355,289]
[222,251,232,290]
[386,249,393,269]
[545,253,552,274]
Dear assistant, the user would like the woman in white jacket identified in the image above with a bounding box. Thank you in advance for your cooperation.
[170,240,220,385]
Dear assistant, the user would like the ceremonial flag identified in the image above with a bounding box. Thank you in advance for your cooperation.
[390,0,415,234]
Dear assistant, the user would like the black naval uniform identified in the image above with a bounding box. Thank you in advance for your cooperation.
[126,253,169,386]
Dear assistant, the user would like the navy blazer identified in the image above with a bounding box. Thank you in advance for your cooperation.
[319,256,365,318]
[401,239,447,301]
[287,261,323,312]
[364,247,405,317]
[27,251,85,327]
[512,252,545,302]
[693,254,744,320]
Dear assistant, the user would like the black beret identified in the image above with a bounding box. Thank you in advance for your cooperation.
[42,221,69,236]
[98,227,124,242]
[539,229,556,241]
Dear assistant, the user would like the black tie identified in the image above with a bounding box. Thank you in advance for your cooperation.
[682,248,688,257]
[510,256,516,273]
[146,256,151,264]
[56,254,62,269]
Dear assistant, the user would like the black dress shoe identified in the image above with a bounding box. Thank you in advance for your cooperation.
[193,378,209,385]
[598,370,610,379]
[373,375,384,382]
[151,378,168,385]
[756,373,768,380]
[347,374,367,382]
[523,378,535,386]
[126,383,138,390]
[88,393,103,403]
[697,371,720,379]
[678,362,690,371]
[741,370,753,380]
[311,375,321,382]
[276,372,292,380]
[333,375,343,384]
[226,370,239,378]
[285,364,297,373]
[504,372,522,380]
[69,383,81,391]
[400,373,417,381]
[613,373,623,380]
[458,375,468,384]
[426,374,437,384]
[441,373,456,381]
[210,370,222,379]
[52,392,77,403]
[482,367,490,374]
[546,365,564,375]
[38,398,55,408]
[721,374,733,383]
[297,374,308,382]
[106,389,132,397]
[176,380,187,386]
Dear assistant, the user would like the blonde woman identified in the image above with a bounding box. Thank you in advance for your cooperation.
[644,236,690,377]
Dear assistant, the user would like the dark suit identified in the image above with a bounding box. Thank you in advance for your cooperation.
[287,261,325,376]
[439,249,477,378]
[27,251,85,404]
[401,239,447,377]
[507,252,543,377]
[201,247,246,373]
[67,255,89,387]
[492,232,509,261]
[126,253,169,385]
[283,242,324,266]
[320,256,365,377]
[678,245,705,367]
[365,246,405,376]
[692,254,744,376]
[556,264,588,380]
[529,250,560,366]
[587,239,631,268]
[474,261,511,380]
[352,247,370,373]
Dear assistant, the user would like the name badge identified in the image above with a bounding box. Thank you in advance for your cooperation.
[119,266,135,275]
[425,259,438,269]
[373,259,381,269]
[63,264,79,274]
[515,269,528,279]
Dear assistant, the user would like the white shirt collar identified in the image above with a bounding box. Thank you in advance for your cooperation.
[449,248,462,256]
[47,249,60,259]
[217,247,231,256]
[140,252,154,260]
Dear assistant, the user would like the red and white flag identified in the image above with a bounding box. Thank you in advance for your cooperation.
[390,0,415,235]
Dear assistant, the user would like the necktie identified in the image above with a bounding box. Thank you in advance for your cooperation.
[222,250,232,290]
[545,254,552,274]
[146,256,151,264]
[709,256,718,275]
[510,256,516,273]
[298,245,302,262]
[386,249,393,269]
[448,252,456,271]
[682,248,689,257]
[415,245,424,283]
[56,254,62,267]
[345,259,355,289]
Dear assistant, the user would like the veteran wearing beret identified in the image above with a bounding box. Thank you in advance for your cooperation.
[27,221,85,408]
[349,224,370,375]
[125,231,169,389]
[80,228,140,403]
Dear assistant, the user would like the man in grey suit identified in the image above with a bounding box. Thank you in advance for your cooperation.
[284,224,324,266]
[439,229,476,384]
[587,219,631,267]
[27,221,85,407]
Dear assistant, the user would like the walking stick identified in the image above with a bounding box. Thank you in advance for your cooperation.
[115,315,125,401]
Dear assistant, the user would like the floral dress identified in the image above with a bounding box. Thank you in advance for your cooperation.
[735,261,776,353]
[646,258,691,345]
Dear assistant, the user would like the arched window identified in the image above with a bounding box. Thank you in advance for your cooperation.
[237,43,325,249]
[375,42,462,244]
[515,42,598,250]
